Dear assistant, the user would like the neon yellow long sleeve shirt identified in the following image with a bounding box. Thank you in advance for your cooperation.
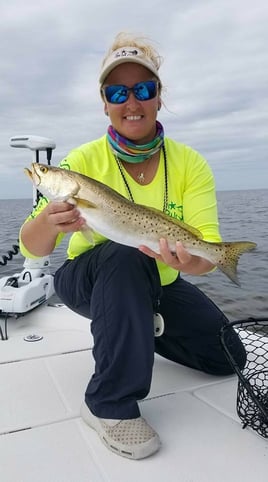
[20,135,221,285]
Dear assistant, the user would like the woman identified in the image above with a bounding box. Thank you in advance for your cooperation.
[20,32,246,460]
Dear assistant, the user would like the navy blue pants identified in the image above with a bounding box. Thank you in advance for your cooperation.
[54,241,246,419]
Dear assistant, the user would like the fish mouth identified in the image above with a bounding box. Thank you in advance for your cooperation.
[24,167,33,180]
[24,163,41,186]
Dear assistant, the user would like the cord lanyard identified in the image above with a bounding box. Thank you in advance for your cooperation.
[115,144,168,213]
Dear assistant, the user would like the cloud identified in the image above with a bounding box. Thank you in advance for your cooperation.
[0,0,267,198]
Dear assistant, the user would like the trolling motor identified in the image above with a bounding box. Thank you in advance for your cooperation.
[0,135,56,316]
[10,135,56,206]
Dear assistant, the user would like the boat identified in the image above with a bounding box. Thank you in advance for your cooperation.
[1,137,267,482]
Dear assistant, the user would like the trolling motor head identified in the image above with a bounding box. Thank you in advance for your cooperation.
[10,135,56,163]
[10,135,57,205]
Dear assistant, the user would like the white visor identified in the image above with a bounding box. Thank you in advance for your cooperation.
[99,46,160,85]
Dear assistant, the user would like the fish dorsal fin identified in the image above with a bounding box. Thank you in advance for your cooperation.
[173,218,203,239]
[144,205,204,239]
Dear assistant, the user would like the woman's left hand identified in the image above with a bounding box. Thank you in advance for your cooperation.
[139,238,215,275]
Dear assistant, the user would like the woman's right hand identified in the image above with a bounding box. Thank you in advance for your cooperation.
[20,201,86,257]
[45,201,86,234]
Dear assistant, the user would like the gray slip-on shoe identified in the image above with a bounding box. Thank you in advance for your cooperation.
[80,401,161,459]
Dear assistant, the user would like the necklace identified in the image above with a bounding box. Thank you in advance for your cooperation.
[115,144,168,213]
[135,157,152,184]
[137,172,145,184]
[137,172,145,183]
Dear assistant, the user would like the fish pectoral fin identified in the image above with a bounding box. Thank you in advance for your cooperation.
[67,197,77,206]
[75,198,97,209]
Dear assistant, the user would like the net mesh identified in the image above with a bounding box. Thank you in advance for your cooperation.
[220,317,268,438]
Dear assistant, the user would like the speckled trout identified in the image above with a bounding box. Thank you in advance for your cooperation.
[24,163,257,285]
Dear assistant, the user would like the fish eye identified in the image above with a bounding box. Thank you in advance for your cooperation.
[40,166,48,173]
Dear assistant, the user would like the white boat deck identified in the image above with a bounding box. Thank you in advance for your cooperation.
[1,303,267,482]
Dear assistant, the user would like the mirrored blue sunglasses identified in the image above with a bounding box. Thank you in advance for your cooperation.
[103,80,158,104]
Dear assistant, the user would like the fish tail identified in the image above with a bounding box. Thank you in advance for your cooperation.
[215,241,257,285]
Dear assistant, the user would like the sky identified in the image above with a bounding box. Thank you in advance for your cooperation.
[1,0,267,199]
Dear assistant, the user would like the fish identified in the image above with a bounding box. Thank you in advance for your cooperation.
[24,162,257,285]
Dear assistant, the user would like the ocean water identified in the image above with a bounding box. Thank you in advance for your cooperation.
[0,189,267,321]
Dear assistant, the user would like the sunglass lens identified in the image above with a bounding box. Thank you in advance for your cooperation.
[134,81,157,100]
[105,85,128,104]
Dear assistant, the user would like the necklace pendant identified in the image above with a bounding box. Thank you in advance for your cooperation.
[138,172,145,183]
